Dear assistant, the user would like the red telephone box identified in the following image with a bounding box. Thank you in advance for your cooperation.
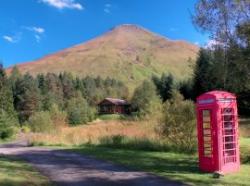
[196,91,240,174]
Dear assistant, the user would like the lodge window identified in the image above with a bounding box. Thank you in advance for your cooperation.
[202,110,212,158]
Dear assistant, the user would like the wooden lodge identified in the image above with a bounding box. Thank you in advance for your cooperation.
[98,98,130,114]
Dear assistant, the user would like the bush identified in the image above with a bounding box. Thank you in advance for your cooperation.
[21,125,31,133]
[0,111,17,139]
[157,90,196,152]
[49,104,67,127]
[28,111,53,133]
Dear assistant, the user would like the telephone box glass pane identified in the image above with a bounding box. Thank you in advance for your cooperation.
[222,108,236,163]
[202,110,212,158]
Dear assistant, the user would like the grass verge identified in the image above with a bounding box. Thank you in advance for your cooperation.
[0,155,52,186]
[68,145,250,186]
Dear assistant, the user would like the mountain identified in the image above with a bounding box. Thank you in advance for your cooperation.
[7,24,199,90]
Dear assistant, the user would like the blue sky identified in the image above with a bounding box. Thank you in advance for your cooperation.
[0,0,208,68]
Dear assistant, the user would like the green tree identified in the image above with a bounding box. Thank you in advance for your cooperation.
[0,111,16,139]
[178,79,194,100]
[13,73,41,123]
[193,1,250,114]
[0,64,17,120]
[44,73,64,109]
[152,73,174,102]
[59,72,76,100]
[193,0,250,45]
[131,80,162,119]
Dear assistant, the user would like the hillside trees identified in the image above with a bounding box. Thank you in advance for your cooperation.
[6,66,129,127]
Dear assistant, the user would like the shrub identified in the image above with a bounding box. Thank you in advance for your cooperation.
[28,111,53,133]
[49,104,67,127]
[0,111,17,139]
[157,90,196,152]
[21,125,31,133]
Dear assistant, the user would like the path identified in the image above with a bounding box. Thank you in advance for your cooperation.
[0,141,186,186]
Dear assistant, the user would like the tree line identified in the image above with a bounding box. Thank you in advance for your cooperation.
[0,65,129,138]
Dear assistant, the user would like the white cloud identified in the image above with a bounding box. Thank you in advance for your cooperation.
[104,3,112,13]
[3,33,21,43]
[35,35,41,42]
[104,8,110,13]
[25,26,45,34]
[194,41,200,46]
[33,27,45,34]
[23,26,45,43]
[3,35,14,43]
[105,4,111,8]
[40,0,83,10]
[169,27,178,32]
[205,39,223,49]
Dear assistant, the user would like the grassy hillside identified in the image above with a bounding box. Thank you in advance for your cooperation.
[7,24,199,90]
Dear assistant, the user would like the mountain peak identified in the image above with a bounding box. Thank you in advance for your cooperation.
[111,24,152,34]
[7,24,199,91]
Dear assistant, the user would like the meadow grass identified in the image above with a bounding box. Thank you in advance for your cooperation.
[97,114,124,121]
[0,155,51,186]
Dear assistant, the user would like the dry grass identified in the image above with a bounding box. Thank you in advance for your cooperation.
[28,120,158,146]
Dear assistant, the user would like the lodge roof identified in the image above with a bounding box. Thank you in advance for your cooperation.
[98,98,130,106]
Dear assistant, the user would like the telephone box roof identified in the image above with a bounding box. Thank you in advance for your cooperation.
[197,90,236,101]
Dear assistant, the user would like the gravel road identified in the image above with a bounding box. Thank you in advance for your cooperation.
[0,140,186,186]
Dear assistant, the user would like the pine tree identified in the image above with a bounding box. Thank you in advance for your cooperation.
[0,64,17,120]
[152,73,174,102]
[14,73,41,123]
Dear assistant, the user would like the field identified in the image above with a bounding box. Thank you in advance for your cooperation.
[0,155,51,186]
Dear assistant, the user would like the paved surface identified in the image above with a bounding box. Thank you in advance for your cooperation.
[0,141,186,186]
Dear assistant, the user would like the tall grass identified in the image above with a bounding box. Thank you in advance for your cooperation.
[29,118,250,157]
[28,120,158,146]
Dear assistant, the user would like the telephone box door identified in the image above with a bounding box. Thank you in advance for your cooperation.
[221,107,239,171]
[198,108,216,171]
